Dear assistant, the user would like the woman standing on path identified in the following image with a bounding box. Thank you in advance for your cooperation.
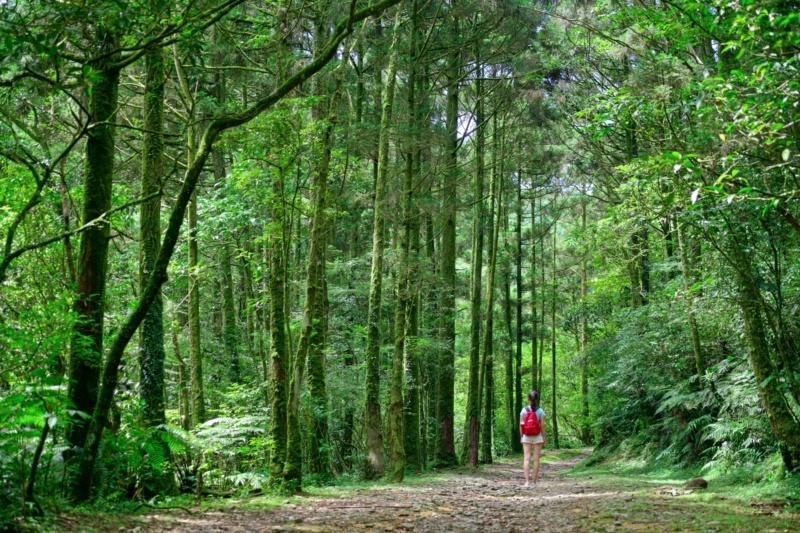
[520,390,546,487]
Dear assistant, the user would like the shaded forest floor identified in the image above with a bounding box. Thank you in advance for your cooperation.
[54,449,799,532]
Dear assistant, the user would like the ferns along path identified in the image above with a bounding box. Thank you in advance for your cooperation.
[0,0,799,531]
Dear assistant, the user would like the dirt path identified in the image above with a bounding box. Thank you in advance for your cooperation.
[58,450,798,532]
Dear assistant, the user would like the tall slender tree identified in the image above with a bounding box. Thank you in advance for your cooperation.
[139,44,167,428]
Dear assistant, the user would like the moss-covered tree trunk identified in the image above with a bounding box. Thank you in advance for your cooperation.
[68,0,405,500]
[268,168,289,484]
[306,51,341,483]
[730,241,800,471]
[283,27,346,489]
[66,31,119,453]
[139,45,166,428]
[187,191,205,426]
[402,6,423,471]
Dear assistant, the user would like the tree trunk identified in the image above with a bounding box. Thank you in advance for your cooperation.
[392,0,425,480]
[512,168,523,453]
[68,0,405,500]
[579,198,590,444]
[268,170,289,484]
[479,123,500,464]
[731,243,800,471]
[365,11,401,479]
[402,13,423,471]
[188,200,205,428]
[530,193,538,392]
[435,1,460,467]
[677,220,704,385]
[551,219,559,449]
[66,31,120,453]
[139,45,167,427]
[465,63,485,468]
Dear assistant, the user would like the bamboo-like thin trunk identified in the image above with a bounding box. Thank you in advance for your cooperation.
[579,198,589,444]
[551,219,559,449]
[512,167,523,453]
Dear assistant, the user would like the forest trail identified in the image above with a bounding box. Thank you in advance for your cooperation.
[58,450,798,532]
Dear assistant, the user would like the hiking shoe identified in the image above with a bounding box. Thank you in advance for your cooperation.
[523,482,530,488]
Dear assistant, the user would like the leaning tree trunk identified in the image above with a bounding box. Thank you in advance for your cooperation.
[66,31,120,454]
[69,0,405,501]
[139,45,167,428]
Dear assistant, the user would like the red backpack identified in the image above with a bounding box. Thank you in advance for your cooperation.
[521,406,541,436]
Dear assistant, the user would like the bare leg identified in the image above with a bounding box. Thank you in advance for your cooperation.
[522,442,532,484]
[532,442,543,484]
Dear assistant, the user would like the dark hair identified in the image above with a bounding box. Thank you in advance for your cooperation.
[528,390,540,411]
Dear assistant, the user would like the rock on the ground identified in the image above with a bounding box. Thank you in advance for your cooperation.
[684,477,708,490]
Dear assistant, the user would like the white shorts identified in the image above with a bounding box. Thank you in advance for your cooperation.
[521,433,544,444]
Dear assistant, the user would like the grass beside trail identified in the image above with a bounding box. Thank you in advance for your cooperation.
[564,449,800,531]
